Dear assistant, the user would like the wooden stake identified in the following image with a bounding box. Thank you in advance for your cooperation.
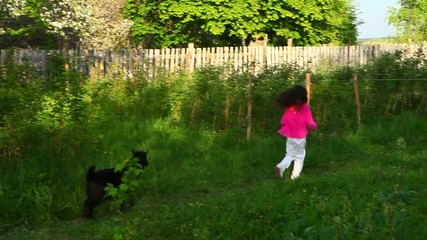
[352,73,361,128]
[247,64,254,142]
[64,41,70,71]
[237,98,243,127]
[191,97,200,123]
[305,71,311,103]
[225,94,230,131]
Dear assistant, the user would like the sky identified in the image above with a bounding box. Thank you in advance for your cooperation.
[355,0,399,39]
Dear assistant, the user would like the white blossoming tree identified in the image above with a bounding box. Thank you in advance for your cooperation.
[38,0,96,42]
[1,0,132,50]
[82,0,133,50]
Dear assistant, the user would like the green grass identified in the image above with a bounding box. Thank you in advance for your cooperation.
[1,54,427,239]
[1,113,426,240]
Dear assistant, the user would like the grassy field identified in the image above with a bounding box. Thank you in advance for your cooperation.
[1,50,427,239]
[1,112,426,240]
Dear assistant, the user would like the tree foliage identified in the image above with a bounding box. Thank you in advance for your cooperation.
[124,0,359,48]
[1,0,359,49]
[388,0,427,43]
[80,0,133,50]
[1,0,97,49]
[0,0,56,48]
[0,0,131,50]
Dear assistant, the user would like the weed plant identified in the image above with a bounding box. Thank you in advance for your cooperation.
[0,50,426,239]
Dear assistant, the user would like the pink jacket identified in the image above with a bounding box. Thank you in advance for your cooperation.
[277,103,317,138]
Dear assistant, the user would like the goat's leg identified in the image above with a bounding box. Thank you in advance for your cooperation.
[83,200,95,219]
[84,182,105,219]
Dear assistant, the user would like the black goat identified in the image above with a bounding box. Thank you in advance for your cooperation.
[83,149,148,219]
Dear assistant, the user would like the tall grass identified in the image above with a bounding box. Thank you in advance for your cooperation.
[0,50,426,239]
[2,113,425,239]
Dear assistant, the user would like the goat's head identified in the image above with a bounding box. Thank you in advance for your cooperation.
[131,149,148,168]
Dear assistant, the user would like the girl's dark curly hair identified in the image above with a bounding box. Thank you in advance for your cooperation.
[275,85,308,108]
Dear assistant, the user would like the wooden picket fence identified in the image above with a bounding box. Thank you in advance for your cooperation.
[1,43,427,79]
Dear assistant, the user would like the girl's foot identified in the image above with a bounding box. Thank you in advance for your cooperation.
[275,167,282,179]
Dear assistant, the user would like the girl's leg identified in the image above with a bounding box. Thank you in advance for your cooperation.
[276,155,293,177]
[291,159,304,179]
[276,138,302,177]
[290,139,306,179]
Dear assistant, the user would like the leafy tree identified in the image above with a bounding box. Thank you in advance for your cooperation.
[1,0,97,49]
[0,0,56,48]
[38,0,95,40]
[81,0,133,50]
[123,0,358,48]
[388,0,427,43]
[1,0,132,50]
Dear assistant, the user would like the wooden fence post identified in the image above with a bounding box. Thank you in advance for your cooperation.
[186,43,195,74]
[347,41,351,66]
[41,50,48,80]
[88,49,95,78]
[305,71,311,103]
[352,73,361,128]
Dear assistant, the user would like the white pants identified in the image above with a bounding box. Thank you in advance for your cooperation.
[276,138,306,179]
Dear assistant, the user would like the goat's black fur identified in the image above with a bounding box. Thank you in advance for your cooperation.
[83,149,148,219]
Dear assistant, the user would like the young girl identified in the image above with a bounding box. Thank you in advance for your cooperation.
[275,85,317,180]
